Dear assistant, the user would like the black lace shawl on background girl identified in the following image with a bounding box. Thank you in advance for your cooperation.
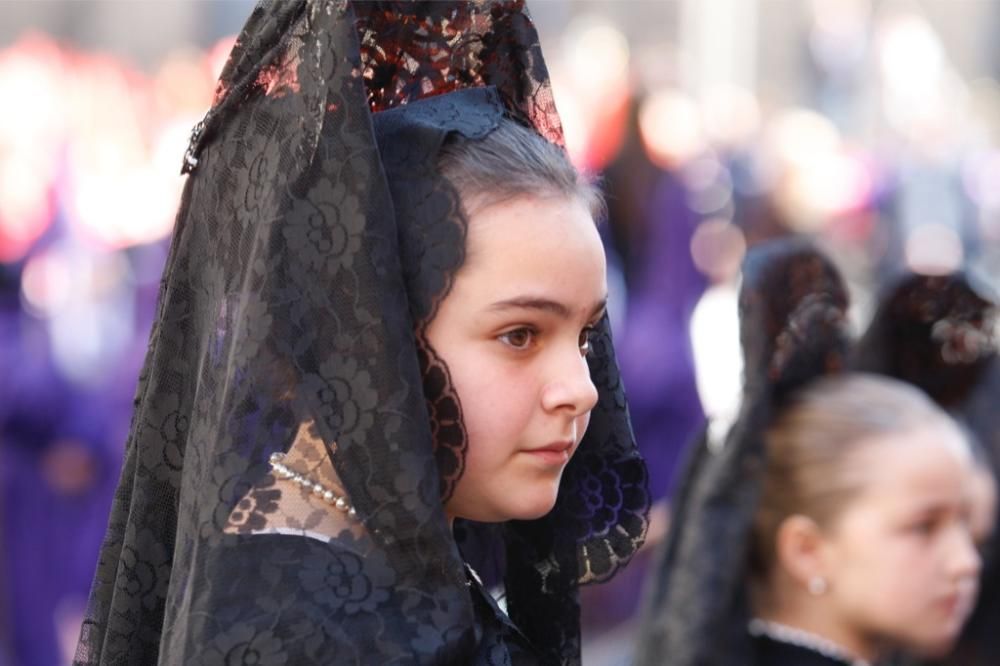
[74,2,648,664]
[853,272,999,666]
[633,239,851,666]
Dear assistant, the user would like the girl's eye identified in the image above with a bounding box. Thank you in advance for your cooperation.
[909,518,939,537]
[579,326,596,356]
[498,328,535,350]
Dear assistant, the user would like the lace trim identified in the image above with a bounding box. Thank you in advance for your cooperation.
[748,619,872,666]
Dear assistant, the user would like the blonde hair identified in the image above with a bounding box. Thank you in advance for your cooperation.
[749,373,962,577]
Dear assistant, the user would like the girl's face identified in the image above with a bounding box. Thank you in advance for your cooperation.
[426,194,607,523]
[818,421,981,657]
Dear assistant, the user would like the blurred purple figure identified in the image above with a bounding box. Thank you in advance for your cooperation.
[581,103,707,639]
[0,240,162,665]
[613,168,707,503]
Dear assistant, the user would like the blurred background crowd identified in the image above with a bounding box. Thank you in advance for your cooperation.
[2,1,1000,664]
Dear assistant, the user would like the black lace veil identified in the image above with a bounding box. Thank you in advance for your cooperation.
[74,2,648,664]
[853,272,996,410]
[633,239,851,666]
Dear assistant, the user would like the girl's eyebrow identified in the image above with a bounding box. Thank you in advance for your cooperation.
[902,499,963,518]
[487,296,608,320]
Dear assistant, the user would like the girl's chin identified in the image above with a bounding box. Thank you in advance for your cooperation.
[451,491,560,523]
[906,632,962,660]
[504,485,562,521]
[508,502,558,522]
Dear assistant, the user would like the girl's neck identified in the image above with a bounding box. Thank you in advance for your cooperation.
[752,578,880,664]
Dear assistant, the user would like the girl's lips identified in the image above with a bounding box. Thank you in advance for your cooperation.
[937,589,976,625]
[523,441,573,465]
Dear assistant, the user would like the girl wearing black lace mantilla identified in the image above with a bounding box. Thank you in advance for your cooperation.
[635,241,981,666]
[74,2,649,664]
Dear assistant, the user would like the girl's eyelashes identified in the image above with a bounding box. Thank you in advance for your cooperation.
[498,327,537,350]
[579,325,596,356]
[904,510,958,538]
[908,518,938,538]
[496,320,601,354]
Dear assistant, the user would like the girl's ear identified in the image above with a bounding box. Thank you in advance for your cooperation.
[775,514,829,590]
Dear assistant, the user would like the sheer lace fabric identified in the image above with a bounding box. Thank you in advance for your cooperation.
[76,2,647,665]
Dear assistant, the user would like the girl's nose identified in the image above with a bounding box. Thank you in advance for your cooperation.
[540,347,599,417]
[947,523,982,582]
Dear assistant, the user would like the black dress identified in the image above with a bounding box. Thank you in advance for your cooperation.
[752,634,858,666]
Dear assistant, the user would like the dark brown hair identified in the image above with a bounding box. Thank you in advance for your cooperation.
[438,117,605,220]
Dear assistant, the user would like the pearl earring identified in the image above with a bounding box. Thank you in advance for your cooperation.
[808,576,828,596]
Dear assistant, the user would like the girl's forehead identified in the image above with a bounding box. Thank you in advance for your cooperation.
[850,419,968,464]
[464,194,597,244]
[457,195,606,301]
[844,427,974,508]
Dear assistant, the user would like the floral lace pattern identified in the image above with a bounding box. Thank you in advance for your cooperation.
[855,272,997,408]
[223,420,362,540]
[76,2,647,665]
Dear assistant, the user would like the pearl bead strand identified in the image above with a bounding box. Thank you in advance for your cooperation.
[268,452,358,521]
